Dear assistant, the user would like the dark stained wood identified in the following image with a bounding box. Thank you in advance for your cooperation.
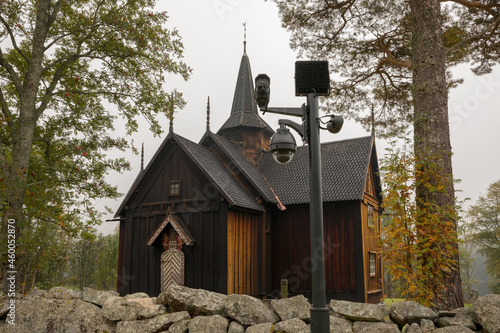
[219,127,271,163]
[117,131,382,303]
[270,201,366,302]
[117,220,125,293]
[117,141,234,296]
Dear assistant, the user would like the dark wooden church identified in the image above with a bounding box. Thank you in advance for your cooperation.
[114,46,383,304]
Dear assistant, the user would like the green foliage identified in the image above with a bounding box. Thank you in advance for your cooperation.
[29,228,120,292]
[458,217,479,302]
[1,0,190,288]
[92,231,119,290]
[17,218,73,293]
[271,0,500,134]
[380,137,460,307]
[468,179,500,294]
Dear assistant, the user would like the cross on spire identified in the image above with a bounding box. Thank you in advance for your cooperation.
[243,22,247,53]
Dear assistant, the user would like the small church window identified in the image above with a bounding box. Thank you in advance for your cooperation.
[367,204,374,226]
[369,252,376,277]
[169,181,181,196]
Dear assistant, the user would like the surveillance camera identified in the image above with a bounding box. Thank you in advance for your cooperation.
[255,74,270,110]
[326,115,344,134]
[270,125,297,164]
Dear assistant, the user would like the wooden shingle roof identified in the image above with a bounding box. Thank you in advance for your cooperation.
[202,132,283,208]
[115,132,264,217]
[173,135,264,212]
[258,136,379,205]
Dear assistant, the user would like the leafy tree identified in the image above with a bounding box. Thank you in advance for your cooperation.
[66,230,118,291]
[271,0,498,131]
[380,138,459,308]
[18,217,73,293]
[0,0,190,289]
[68,232,100,290]
[469,179,500,294]
[271,0,499,308]
[92,230,119,290]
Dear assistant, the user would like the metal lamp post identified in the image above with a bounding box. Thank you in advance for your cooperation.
[255,61,343,333]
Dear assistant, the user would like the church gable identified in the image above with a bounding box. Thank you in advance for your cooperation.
[138,142,213,207]
[119,133,265,218]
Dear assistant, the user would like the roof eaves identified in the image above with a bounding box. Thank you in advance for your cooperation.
[357,135,375,200]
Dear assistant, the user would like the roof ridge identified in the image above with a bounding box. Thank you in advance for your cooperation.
[174,133,263,212]
[207,132,280,205]
[293,135,373,150]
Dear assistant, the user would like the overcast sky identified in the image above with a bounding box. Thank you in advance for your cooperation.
[99,0,500,234]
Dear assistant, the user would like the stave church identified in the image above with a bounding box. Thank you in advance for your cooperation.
[114,41,383,304]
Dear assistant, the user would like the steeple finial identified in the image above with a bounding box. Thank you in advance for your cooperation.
[141,142,144,170]
[243,22,247,53]
[371,104,376,137]
[206,96,211,131]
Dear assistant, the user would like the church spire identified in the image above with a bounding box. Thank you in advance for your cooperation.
[229,40,258,115]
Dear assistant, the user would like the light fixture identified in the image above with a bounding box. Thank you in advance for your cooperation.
[270,124,297,164]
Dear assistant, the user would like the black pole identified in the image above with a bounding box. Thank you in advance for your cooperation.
[306,93,329,332]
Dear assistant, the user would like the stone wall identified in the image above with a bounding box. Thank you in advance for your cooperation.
[1,285,499,332]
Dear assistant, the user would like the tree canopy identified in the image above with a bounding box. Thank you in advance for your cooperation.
[271,0,499,308]
[1,0,190,289]
[272,0,499,134]
[469,179,500,293]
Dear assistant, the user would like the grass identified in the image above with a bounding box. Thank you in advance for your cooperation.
[383,297,473,310]
[383,298,405,310]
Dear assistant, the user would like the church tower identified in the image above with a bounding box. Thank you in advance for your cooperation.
[217,44,274,163]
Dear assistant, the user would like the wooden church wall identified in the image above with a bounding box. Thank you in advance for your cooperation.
[227,210,262,296]
[117,143,230,296]
[270,201,364,302]
[361,162,383,304]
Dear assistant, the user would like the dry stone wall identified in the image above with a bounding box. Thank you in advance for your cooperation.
[0,284,499,332]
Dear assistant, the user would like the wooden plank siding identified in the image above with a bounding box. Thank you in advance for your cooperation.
[117,143,229,296]
[270,202,364,302]
[227,210,261,296]
[360,163,383,303]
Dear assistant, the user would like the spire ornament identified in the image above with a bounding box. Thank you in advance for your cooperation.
[206,96,211,132]
[141,142,144,170]
[243,22,247,53]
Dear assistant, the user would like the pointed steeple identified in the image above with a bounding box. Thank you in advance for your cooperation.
[218,37,273,134]
[216,34,274,163]
[230,50,258,115]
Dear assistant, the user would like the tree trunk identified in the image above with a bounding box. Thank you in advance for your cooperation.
[1,0,53,291]
[410,0,463,309]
